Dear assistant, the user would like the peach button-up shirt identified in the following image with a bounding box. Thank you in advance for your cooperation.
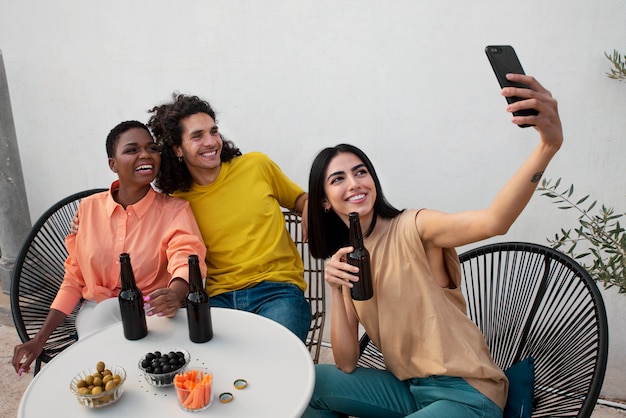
[50,181,207,315]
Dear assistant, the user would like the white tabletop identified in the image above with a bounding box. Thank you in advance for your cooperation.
[18,308,315,418]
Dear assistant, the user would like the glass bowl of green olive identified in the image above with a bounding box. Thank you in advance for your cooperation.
[70,362,126,408]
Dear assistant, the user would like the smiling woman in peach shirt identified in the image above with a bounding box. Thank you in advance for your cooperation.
[12,120,207,375]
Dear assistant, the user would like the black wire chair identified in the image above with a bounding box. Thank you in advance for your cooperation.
[284,211,326,363]
[10,188,106,375]
[356,242,608,418]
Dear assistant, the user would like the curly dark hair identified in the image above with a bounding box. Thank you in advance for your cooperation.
[105,120,151,158]
[147,93,242,194]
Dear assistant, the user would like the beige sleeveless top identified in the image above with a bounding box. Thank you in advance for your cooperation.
[344,210,507,409]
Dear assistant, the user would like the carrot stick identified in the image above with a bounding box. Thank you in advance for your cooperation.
[177,388,186,404]
[183,388,195,409]
[198,385,204,409]
[191,388,197,409]
[197,385,204,409]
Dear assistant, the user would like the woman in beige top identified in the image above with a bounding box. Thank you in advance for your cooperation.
[302,73,563,418]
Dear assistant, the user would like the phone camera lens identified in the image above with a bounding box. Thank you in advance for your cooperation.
[490,47,501,53]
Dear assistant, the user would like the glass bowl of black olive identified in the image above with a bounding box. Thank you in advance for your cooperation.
[138,348,190,387]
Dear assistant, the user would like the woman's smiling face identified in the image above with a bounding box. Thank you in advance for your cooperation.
[108,127,161,187]
[323,152,376,227]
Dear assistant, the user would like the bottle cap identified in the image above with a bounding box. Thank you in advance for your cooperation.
[233,378,248,389]
[219,392,234,403]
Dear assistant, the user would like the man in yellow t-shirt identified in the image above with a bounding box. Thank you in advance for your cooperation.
[148,94,311,342]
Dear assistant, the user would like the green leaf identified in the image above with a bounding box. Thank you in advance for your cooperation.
[587,200,597,212]
[576,195,590,205]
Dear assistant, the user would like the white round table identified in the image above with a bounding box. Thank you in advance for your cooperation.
[18,308,315,417]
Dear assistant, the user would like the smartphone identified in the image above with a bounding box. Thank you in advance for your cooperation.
[485,45,538,127]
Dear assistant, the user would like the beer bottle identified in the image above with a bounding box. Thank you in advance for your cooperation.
[186,254,213,343]
[347,212,374,300]
[118,253,148,340]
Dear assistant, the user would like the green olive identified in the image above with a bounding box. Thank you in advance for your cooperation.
[96,361,105,373]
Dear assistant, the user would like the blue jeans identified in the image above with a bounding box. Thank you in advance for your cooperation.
[210,281,311,343]
[302,364,503,418]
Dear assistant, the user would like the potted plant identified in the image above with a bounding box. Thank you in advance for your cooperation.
[537,178,625,293]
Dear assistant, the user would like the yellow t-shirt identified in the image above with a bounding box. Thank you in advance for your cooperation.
[346,209,508,410]
[174,152,306,296]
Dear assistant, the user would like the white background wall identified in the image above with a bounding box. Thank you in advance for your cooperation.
[1,0,624,401]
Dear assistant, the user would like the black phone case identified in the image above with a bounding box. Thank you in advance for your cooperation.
[485,45,538,127]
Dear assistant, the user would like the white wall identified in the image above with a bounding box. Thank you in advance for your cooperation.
[1,0,624,401]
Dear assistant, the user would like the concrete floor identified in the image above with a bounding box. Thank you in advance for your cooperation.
[2,289,625,417]
[0,291,33,418]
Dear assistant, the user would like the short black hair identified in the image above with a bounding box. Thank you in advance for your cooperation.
[106,120,151,158]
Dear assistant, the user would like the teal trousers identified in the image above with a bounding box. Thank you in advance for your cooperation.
[302,364,503,418]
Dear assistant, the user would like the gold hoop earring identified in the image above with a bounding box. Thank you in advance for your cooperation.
[177,156,183,163]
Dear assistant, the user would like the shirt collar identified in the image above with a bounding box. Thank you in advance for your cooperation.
[105,180,157,218]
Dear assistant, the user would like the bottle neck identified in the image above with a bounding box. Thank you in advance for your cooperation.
[188,261,204,292]
[349,213,364,249]
[120,262,137,290]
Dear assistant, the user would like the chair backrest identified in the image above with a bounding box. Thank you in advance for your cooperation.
[10,188,107,374]
[283,211,326,364]
[357,241,608,418]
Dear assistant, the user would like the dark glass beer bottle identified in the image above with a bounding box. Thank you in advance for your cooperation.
[186,254,213,343]
[118,253,148,340]
[347,212,374,300]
